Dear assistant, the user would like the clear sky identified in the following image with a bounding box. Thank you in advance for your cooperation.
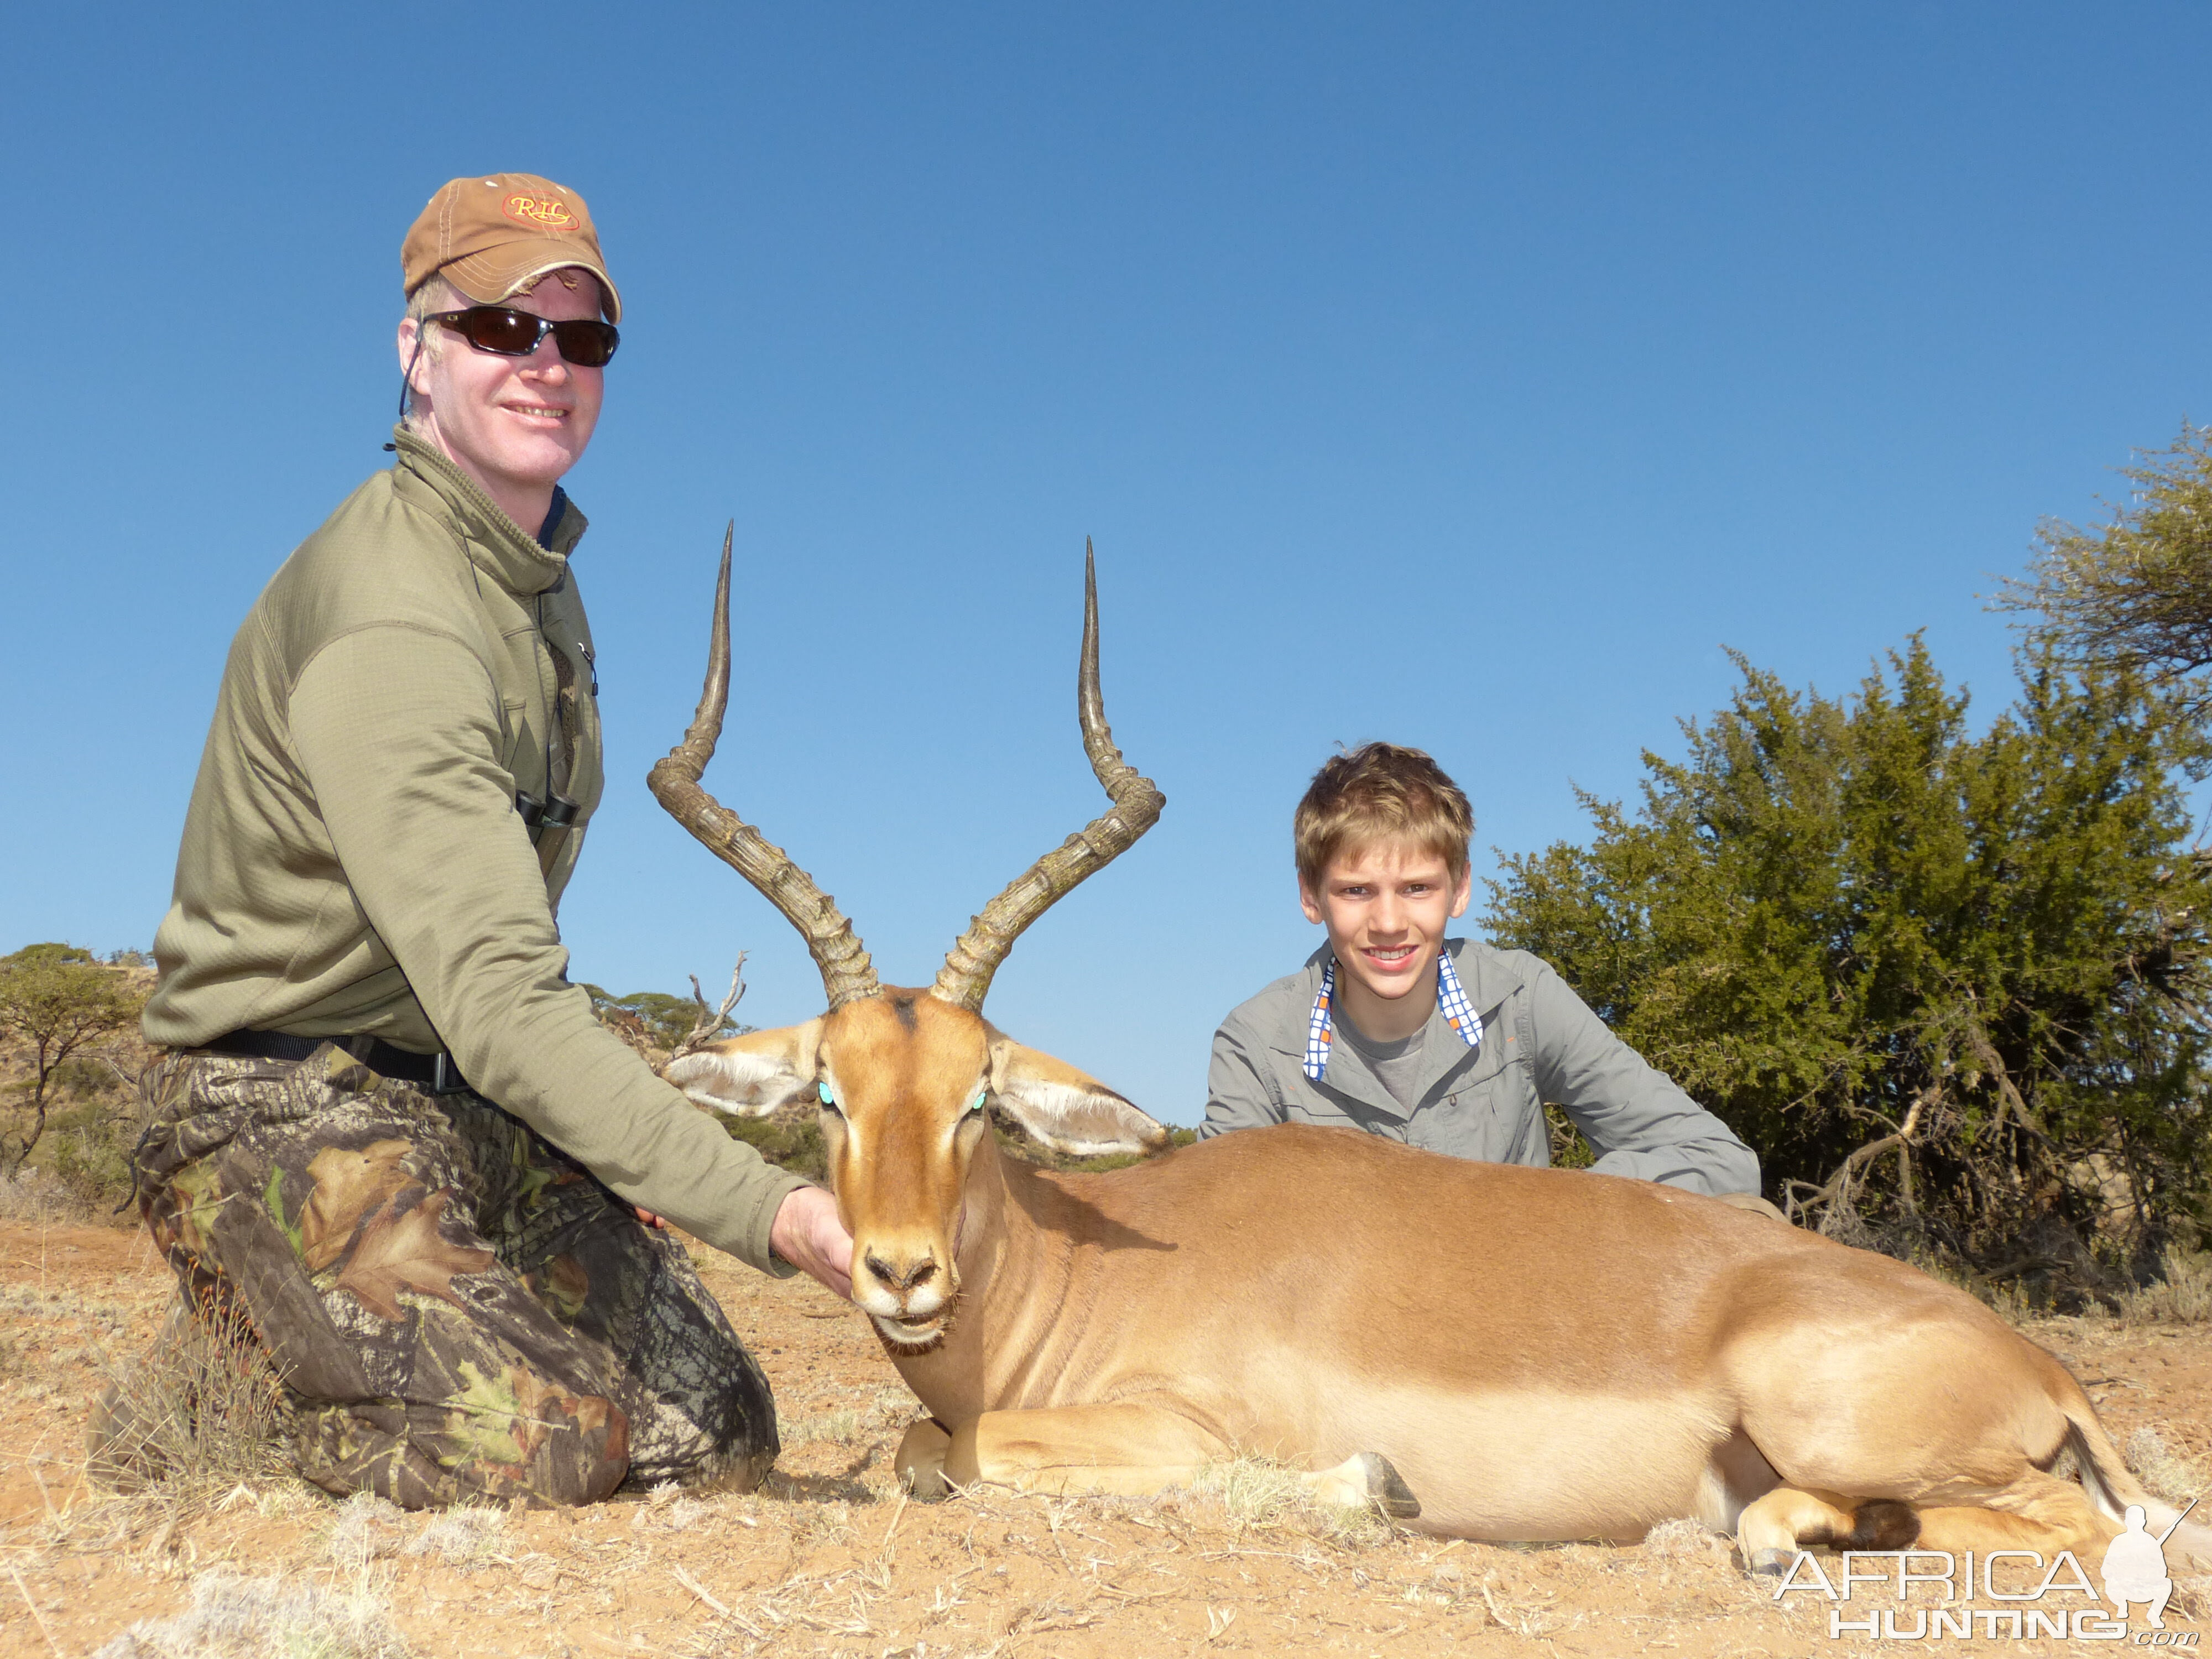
[5,5,2208,1122]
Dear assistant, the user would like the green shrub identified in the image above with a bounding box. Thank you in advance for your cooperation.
[719,1112,826,1181]
[48,1099,135,1215]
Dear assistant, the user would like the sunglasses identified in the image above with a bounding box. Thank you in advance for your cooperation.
[427,305,620,368]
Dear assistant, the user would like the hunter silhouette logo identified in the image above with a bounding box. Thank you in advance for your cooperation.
[502,193,577,231]
[2104,1500,2197,1630]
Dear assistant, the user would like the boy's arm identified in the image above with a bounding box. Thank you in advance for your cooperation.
[1522,960,1761,1196]
[1196,1018,1287,1139]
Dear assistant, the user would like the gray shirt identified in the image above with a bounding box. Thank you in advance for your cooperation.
[1199,938,1761,1196]
[1333,1015,1426,1114]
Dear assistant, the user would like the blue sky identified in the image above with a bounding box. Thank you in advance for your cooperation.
[5,4,2208,1122]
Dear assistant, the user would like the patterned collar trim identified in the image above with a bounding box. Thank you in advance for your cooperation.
[1303,949,1480,1083]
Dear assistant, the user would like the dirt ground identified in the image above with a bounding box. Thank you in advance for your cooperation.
[1,1219,2205,1659]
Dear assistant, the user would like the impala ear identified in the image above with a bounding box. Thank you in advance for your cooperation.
[984,1025,1170,1157]
[663,1019,822,1118]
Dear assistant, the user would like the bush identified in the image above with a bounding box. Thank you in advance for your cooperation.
[48,1098,137,1216]
[719,1110,826,1181]
[1487,638,2212,1297]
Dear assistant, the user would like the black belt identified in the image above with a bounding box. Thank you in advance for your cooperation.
[200,1029,471,1095]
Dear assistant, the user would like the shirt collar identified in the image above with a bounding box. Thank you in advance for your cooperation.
[1303,948,1480,1083]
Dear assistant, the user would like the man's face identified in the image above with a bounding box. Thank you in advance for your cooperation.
[397,272,604,520]
[1299,838,1473,1011]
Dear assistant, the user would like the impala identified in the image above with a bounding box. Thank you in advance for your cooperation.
[653,534,2209,1575]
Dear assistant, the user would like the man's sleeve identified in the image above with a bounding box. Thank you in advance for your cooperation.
[1197,1016,1287,1139]
[1522,961,1761,1196]
[288,625,806,1274]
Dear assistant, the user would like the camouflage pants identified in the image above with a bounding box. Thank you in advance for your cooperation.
[133,1045,779,1509]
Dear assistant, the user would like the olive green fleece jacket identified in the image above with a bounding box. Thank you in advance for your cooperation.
[144,430,805,1274]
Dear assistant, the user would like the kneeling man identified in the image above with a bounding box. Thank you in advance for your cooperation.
[1201,743,1761,1197]
[111,172,851,1511]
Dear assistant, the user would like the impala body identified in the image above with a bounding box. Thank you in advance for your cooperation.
[655,534,2211,1573]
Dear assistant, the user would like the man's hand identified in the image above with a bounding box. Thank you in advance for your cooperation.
[770,1185,854,1300]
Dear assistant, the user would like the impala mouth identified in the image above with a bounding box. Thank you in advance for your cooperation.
[870,1311,948,1351]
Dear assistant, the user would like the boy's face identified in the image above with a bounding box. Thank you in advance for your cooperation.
[1298,838,1473,1017]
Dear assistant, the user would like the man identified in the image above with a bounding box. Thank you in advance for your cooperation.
[1201,742,1764,1198]
[109,173,853,1508]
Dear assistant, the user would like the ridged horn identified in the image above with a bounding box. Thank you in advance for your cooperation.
[932,540,1165,1011]
[649,524,880,1009]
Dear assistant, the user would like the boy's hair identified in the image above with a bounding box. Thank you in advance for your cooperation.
[1294,743,1473,890]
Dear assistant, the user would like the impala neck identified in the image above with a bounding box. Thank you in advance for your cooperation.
[875,1130,1060,1423]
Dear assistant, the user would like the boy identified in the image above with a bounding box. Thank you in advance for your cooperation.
[1199,743,1762,1196]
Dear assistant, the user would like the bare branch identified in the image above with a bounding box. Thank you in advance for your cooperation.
[672,957,747,1062]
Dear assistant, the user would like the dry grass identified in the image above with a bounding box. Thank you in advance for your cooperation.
[0,1166,101,1225]
[1176,1456,1400,1547]
[91,1568,409,1659]
[2119,1249,2212,1325]
[403,1504,508,1569]
[782,1383,920,1449]
[87,1297,295,1506]
[2128,1425,2209,1504]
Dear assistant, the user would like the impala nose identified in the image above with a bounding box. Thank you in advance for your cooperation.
[865,1253,938,1295]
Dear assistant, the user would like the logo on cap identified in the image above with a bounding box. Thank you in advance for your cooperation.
[503,193,578,231]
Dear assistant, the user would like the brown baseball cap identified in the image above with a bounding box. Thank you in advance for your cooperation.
[401,173,623,322]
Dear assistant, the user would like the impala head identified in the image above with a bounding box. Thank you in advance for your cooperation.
[652,531,1168,1350]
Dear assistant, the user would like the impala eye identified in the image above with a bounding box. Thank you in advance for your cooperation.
[818,1082,837,1109]
[969,1090,988,1114]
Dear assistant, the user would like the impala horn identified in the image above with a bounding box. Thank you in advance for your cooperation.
[649,524,881,1009]
[931,539,1165,1011]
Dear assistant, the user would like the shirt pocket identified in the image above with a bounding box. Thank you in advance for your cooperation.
[1408,1068,1528,1161]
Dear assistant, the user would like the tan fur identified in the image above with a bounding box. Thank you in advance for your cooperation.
[683,995,2201,1572]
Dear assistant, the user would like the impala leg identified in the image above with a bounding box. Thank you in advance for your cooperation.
[1302,1451,1422,1518]
[943,1401,1233,1500]
[1908,1468,2121,1558]
[940,1404,1420,1516]
[1736,1486,1918,1576]
[896,1417,956,1500]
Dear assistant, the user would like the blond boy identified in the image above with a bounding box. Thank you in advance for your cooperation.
[1199,743,1761,1195]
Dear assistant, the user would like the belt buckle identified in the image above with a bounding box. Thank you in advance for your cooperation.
[428,1052,469,1096]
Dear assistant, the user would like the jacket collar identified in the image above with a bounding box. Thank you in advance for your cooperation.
[389,426,587,597]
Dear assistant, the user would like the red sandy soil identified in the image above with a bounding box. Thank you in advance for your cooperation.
[0,1219,2204,1658]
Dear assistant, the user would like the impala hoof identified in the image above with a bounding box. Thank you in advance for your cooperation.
[1747,1547,1793,1577]
[1357,1453,1421,1520]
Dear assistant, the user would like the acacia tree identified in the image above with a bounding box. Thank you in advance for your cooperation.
[1485,640,2210,1291]
[0,944,147,1177]
[2000,424,2212,717]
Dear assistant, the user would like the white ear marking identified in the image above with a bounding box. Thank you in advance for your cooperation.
[984,1029,1168,1157]
[663,1047,808,1118]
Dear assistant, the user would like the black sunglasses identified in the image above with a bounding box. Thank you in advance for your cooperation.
[427,305,620,368]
